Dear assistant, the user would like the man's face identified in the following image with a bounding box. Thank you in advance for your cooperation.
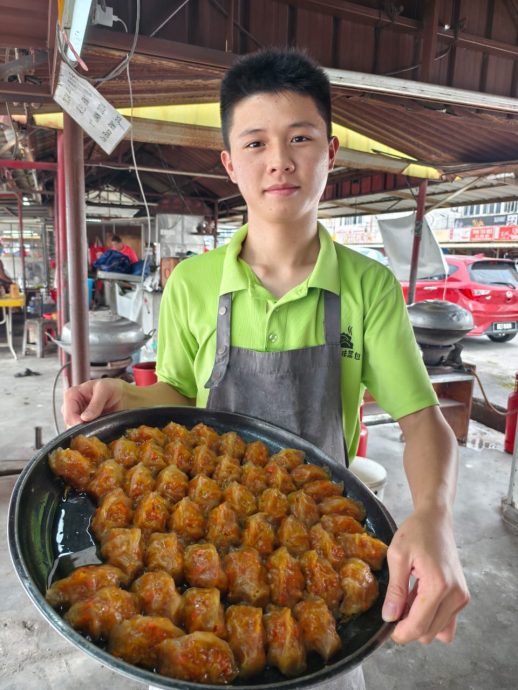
[221,91,339,226]
[111,241,122,251]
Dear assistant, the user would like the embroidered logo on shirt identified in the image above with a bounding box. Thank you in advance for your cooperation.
[340,326,361,360]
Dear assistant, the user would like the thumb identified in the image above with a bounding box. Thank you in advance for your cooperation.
[382,558,411,623]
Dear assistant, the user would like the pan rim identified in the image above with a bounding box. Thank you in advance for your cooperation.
[8,406,397,690]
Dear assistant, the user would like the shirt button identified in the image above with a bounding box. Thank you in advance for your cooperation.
[218,306,227,315]
[268,333,278,343]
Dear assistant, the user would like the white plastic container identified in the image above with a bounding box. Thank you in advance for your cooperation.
[349,457,387,501]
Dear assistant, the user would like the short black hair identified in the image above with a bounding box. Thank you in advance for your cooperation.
[220,48,332,150]
[111,234,122,243]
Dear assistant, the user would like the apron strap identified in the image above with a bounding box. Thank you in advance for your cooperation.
[206,290,341,388]
[323,290,341,346]
[205,293,232,388]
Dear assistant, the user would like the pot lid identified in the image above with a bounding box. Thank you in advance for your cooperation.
[407,300,474,332]
[60,309,147,346]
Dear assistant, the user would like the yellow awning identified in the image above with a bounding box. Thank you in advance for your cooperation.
[34,102,439,179]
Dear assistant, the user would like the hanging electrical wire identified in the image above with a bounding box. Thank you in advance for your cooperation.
[55,0,141,86]
[126,61,152,283]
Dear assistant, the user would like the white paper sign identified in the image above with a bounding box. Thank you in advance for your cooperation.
[53,60,131,154]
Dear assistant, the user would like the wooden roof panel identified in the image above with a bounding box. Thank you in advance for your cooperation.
[1,0,518,222]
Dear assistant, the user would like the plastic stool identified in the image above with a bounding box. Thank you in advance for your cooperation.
[349,457,387,501]
[22,317,58,358]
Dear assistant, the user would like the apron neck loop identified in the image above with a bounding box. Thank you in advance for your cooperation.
[205,293,232,388]
[323,290,341,346]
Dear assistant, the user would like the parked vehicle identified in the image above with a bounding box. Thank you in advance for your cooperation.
[349,246,389,265]
[400,254,518,342]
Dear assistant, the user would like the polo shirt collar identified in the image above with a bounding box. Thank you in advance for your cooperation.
[218,222,340,296]
[309,223,340,295]
[219,224,250,295]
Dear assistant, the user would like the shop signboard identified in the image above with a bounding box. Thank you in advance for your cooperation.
[454,213,518,228]
[448,225,518,242]
[329,222,518,246]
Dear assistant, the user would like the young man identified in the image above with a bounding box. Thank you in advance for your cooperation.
[110,234,139,264]
[64,49,469,688]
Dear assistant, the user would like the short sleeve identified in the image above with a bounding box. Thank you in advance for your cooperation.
[361,270,438,419]
[156,267,199,399]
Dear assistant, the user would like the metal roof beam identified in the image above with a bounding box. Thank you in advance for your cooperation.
[279,0,518,59]
[0,82,51,103]
[85,161,227,180]
[326,68,518,115]
[421,0,439,82]
[334,148,411,175]
[86,27,235,70]
[39,115,224,149]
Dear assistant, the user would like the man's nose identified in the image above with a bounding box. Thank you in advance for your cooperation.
[267,145,295,174]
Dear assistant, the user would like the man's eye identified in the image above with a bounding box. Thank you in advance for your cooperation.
[292,135,309,143]
[245,141,262,149]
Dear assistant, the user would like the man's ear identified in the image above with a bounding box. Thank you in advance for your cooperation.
[328,136,340,171]
[221,150,237,183]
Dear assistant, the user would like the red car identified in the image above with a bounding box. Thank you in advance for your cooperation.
[400,254,518,342]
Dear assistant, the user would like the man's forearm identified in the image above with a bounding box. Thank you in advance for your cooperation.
[398,405,458,513]
[121,380,195,410]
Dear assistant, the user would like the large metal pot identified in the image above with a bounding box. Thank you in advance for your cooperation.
[407,300,474,346]
[54,310,152,362]
[8,407,396,690]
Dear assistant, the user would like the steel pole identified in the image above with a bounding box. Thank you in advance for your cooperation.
[16,194,27,309]
[407,180,428,305]
[63,114,90,385]
[41,221,49,290]
[56,131,70,375]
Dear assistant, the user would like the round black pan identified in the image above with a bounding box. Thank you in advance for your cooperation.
[8,406,397,690]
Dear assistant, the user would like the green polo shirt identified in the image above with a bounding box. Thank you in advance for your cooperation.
[157,224,437,458]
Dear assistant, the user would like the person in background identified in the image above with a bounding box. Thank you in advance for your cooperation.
[0,259,13,292]
[63,48,469,690]
[110,234,138,264]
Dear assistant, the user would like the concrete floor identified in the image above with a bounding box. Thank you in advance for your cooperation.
[1,314,517,689]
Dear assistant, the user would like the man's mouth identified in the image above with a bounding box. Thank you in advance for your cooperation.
[264,184,299,196]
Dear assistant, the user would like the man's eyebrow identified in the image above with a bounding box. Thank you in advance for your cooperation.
[237,127,265,139]
[237,121,319,138]
[289,121,319,129]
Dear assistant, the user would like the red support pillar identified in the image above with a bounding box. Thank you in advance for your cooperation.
[63,113,90,385]
[407,180,428,305]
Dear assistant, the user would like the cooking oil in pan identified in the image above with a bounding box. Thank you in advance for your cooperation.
[48,492,101,587]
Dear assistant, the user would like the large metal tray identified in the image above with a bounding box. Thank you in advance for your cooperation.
[8,407,397,690]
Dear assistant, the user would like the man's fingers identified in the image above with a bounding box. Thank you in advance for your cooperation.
[416,587,467,644]
[382,548,411,623]
[392,575,469,645]
[434,616,457,644]
[80,382,114,421]
[390,577,442,644]
[62,389,88,428]
[62,405,83,428]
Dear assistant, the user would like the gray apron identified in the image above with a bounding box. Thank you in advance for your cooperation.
[205,289,366,690]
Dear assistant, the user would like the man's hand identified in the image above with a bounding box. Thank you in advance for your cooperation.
[381,507,470,644]
[381,405,471,644]
[62,378,195,428]
[62,378,125,428]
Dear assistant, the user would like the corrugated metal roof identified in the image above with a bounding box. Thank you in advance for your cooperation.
[1,0,518,222]
[332,95,518,166]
